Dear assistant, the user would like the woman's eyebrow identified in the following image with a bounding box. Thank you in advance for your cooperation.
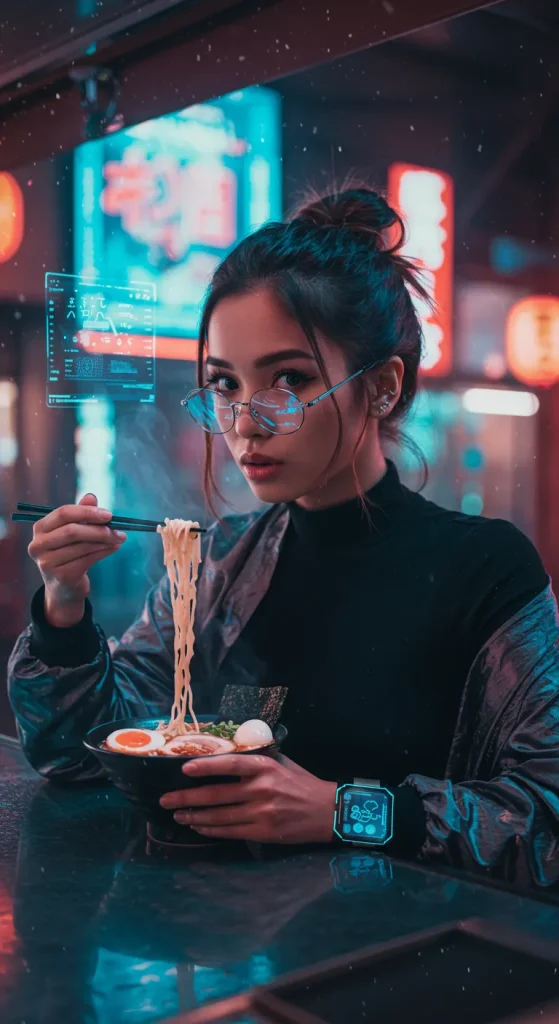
[205,349,316,370]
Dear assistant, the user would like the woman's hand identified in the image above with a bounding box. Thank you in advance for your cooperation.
[28,492,126,627]
[160,753,337,844]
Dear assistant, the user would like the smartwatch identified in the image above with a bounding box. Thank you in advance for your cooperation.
[333,778,394,847]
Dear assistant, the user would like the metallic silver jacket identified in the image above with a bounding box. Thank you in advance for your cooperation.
[8,504,559,888]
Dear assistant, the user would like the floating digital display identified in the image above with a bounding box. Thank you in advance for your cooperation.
[46,273,156,406]
[74,87,281,344]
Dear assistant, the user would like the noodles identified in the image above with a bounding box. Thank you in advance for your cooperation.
[157,519,202,737]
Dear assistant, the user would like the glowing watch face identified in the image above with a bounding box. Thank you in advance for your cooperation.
[334,785,393,845]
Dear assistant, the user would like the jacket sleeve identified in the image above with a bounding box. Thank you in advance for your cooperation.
[404,585,559,888]
[7,574,176,781]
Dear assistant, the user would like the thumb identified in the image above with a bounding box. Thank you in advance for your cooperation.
[78,492,99,507]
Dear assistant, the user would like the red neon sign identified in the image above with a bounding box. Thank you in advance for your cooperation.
[101,154,237,262]
[388,163,453,377]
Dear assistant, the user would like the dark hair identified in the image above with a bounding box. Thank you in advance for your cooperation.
[197,185,430,517]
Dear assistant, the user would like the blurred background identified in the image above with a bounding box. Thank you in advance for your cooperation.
[1,0,558,735]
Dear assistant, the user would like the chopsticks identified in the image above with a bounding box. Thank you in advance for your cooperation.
[12,503,206,534]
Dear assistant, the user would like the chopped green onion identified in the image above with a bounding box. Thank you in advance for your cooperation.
[201,720,239,741]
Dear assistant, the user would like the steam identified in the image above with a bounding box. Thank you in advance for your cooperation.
[113,405,205,589]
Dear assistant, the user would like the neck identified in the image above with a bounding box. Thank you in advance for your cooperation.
[295,434,387,511]
[288,458,408,548]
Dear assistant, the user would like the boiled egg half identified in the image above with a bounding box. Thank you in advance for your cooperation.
[105,728,166,754]
[234,719,274,748]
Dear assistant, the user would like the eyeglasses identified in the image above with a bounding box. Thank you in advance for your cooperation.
[181,361,380,435]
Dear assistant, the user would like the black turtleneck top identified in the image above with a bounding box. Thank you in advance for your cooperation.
[29,462,547,857]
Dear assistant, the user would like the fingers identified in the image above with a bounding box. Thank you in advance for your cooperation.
[173,804,254,828]
[49,541,124,568]
[160,778,259,833]
[182,753,274,779]
[160,781,248,810]
[27,496,126,590]
[44,549,122,580]
[30,524,121,554]
[189,825,259,840]
[35,503,112,535]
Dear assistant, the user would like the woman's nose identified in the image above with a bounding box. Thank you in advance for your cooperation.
[233,403,268,439]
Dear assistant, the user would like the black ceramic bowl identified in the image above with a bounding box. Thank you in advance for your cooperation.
[84,715,287,847]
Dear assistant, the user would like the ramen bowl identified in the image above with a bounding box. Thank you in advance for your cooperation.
[84,715,287,847]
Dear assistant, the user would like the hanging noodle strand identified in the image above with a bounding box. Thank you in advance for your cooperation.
[157,519,202,737]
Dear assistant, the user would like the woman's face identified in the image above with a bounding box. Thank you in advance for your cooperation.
[205,288,396,507]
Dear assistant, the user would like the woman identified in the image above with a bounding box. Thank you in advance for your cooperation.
[8,189,559,887]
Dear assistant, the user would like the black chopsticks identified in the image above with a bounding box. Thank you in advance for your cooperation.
[12,503,206,534]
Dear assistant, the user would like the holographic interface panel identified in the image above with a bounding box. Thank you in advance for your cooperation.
[46,273,156,406]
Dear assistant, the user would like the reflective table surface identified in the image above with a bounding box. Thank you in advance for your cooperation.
[2,735,559,1024]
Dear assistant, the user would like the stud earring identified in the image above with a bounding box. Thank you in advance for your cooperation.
[375,394,393,416]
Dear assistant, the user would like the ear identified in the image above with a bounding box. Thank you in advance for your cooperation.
[368,357,405,418]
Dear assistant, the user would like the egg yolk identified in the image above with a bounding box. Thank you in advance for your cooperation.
[115,730,153,748]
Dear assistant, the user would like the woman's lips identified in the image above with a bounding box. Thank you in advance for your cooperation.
[242,462,284,482]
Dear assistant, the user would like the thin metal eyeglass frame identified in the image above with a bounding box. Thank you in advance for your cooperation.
[181,359,380,435]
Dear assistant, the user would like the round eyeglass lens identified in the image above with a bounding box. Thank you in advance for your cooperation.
[250,389,304,434]
[185,389,235,434]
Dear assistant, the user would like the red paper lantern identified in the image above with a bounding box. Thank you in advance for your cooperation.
[506,296,559,388]
[0,172,24,263]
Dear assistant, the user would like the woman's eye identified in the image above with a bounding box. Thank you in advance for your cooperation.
[276,371,312,389]
[206,374,237,392]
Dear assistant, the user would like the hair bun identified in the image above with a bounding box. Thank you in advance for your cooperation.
[293,188,402,250]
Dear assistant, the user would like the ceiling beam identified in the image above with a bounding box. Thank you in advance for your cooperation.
[0,0,496,170]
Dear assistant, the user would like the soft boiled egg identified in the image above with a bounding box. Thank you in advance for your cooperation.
[105,728,166,755]
[233,719,274,749]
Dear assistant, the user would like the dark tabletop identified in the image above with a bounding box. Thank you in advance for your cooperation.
[2,736,559,1024]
